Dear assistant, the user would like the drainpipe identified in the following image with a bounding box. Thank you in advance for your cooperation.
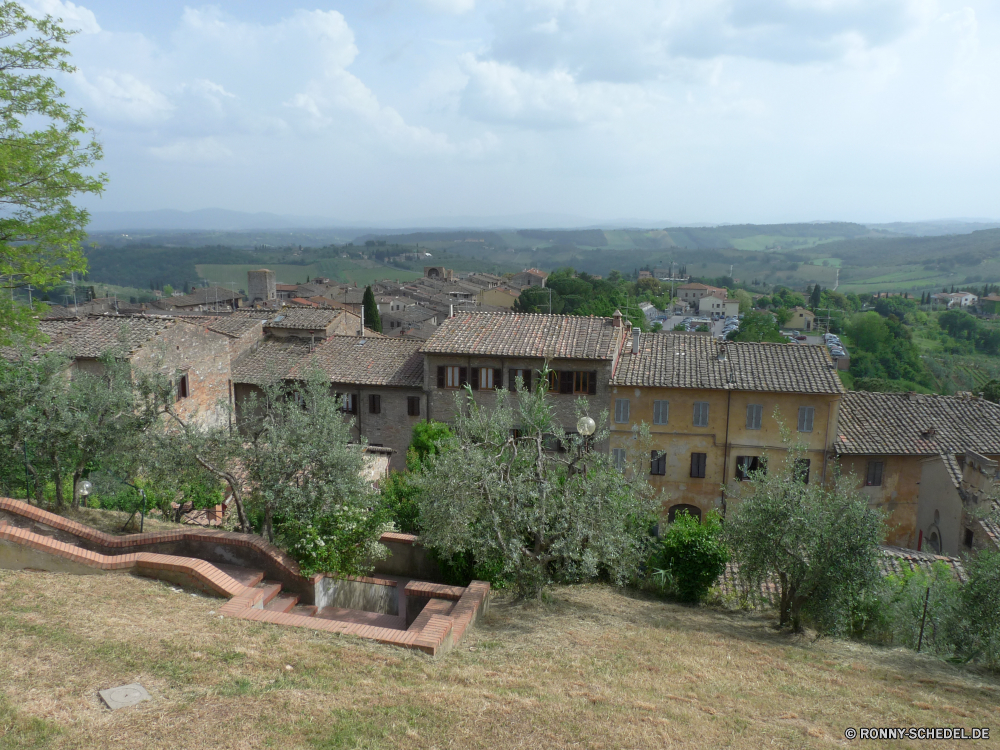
[721,388,732,517]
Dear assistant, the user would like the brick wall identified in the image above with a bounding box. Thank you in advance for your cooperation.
[335,384,425,471]
[131,321,233,429]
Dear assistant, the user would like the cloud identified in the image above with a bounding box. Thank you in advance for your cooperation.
[149,137,233,163]
[73,70,173,123]
[421,0,476,15]
[23,0,100,34]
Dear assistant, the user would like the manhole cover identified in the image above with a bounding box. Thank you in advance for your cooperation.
[99,683,151,710]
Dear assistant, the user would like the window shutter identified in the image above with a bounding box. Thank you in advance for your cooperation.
[524,370,532,392]
[559,371,573,394]
[494,368,502,389]
[437,366,445,388]
[509,369,518,390]
[588,371,597,395]
[470,367,479,390]
[459,367,467,387]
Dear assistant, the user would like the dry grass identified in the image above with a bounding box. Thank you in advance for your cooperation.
[53,506,187,536]
[1,571,998,750]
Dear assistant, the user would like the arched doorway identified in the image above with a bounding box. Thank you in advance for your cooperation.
[667,504,702,523]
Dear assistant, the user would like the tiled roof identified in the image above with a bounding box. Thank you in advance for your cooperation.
[35,315,174,358]
[161,286,241,307]
[231,341,311,385]
[611,332,845,394]
[288,336,424,387]
[678,283,721,290]
[175,316,264,338]
[265,308,342,331]
[978,501,1000,550]
[421,312,623,360]
[835,391,1000,456]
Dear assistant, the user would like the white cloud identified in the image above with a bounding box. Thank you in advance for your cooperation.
[149,137,233,163]
[23,0,100,34]
[73,70,173,123]
[421,0,476,15]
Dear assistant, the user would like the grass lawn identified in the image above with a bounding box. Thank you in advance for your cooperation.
[1,573,998,750]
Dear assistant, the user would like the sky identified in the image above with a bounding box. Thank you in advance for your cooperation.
[20,0,1000,225]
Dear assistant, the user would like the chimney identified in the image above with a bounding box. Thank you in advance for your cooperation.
[449,303,454,318]
[612,309,622,328]
[717,342,727,362]
[632,327,641,354]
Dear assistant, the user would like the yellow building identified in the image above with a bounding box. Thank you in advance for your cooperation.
[609,331,844,522]
[834,391,1000,555]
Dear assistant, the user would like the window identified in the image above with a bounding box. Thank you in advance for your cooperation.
[650,450,666,475]
[690,452,707,479]
[368,394,381,414]
[653,400,669,425]
[795,458,810,484]
[735,455,764,480]
[693,401,709,427]
[614,398,630,424]
[175,373,189,401]
[509,368,532,392]
[407,396,420,416]
[478,368,496,389]
[964,528,975,548]
[574,371,597,394]
[746,404,763,430]
[340,393,357,415]
[612,448,626,470]
[797,406,815,433]
[865,460,883,487]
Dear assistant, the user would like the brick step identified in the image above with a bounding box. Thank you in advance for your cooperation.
[255,581,283,607]
[315,606,406,631]
[213,564,265,588]
[264,593,300,613]
[290,604,318,617]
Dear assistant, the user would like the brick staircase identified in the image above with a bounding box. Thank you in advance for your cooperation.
[0,497,489,656]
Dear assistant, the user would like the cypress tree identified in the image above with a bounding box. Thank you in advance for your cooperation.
[362,285,382,333]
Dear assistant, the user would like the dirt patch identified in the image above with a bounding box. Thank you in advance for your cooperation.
[0,572,998,749]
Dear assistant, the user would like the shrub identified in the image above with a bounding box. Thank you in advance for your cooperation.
[958,550,1000,669]
[381,470,420,535]
[651,510,728,603]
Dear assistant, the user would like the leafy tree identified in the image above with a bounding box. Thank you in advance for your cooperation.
[731,288,753,314]
[982,379,1000,403]
[651,510,728,603]
[362,285,381,333]
[409,420,454,463]
[0,4,106,343]
[810,284,822,308]
[0,345,164,507]
[958,549,1000,669]
[727,310,784,343]
[164,372,390,576]
[413,376,660,597]
[162,284,174,297]
[725,445,885,633]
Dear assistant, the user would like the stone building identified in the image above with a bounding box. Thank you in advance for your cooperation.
[421,310,628,432]
[260,308,362,340]
[834,391,1000,555]
[248,269,277,305]
[231,335,424,471]
[509,268,548,289]
[37,314,233,428]
[786,307,816,331]
[676,283,726,306]
[609,332,845,522]
[153,286,242,312]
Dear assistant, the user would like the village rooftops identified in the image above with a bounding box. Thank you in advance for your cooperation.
[157,286,241,307]
[611,332,845,394]
[263,307,345,331]
[288,336,424,387]
[231,340,311,385]
[175,316,264,338]
[31,315,175,358]
[835,391,1000,456]
[421,311,624,360]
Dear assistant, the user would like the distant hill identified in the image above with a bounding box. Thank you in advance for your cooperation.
[865,220,1000,237]
[87,209,337,232]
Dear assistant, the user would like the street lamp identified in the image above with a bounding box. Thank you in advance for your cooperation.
[78,480,92,500]
[576,416,596,437]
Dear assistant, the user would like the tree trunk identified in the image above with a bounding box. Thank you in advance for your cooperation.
[24,462,42,505]
[53,461,64,510]
[778,572,791,627]
[263,504,274,544]
[71,464,86,509]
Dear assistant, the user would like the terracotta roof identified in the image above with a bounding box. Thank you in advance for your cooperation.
[977,501,1000,550]
[231,341,312,385]
[159,286,241,307]
[175,316,264,338]
[612,332,845,394]
[421,312,623,360]
[264,308,343,331]
[835,391,1000,456]
[288,336,424,387]
[35,315,175,358]
[678,283,723,291]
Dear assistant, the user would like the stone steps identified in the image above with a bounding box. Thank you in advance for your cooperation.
[264,593,300,613]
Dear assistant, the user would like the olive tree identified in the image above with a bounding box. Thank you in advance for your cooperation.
[725,443,885,633]
[413,374,661,598]
[164,371,391,577]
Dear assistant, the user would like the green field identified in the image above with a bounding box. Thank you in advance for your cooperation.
[196,261,422,288]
